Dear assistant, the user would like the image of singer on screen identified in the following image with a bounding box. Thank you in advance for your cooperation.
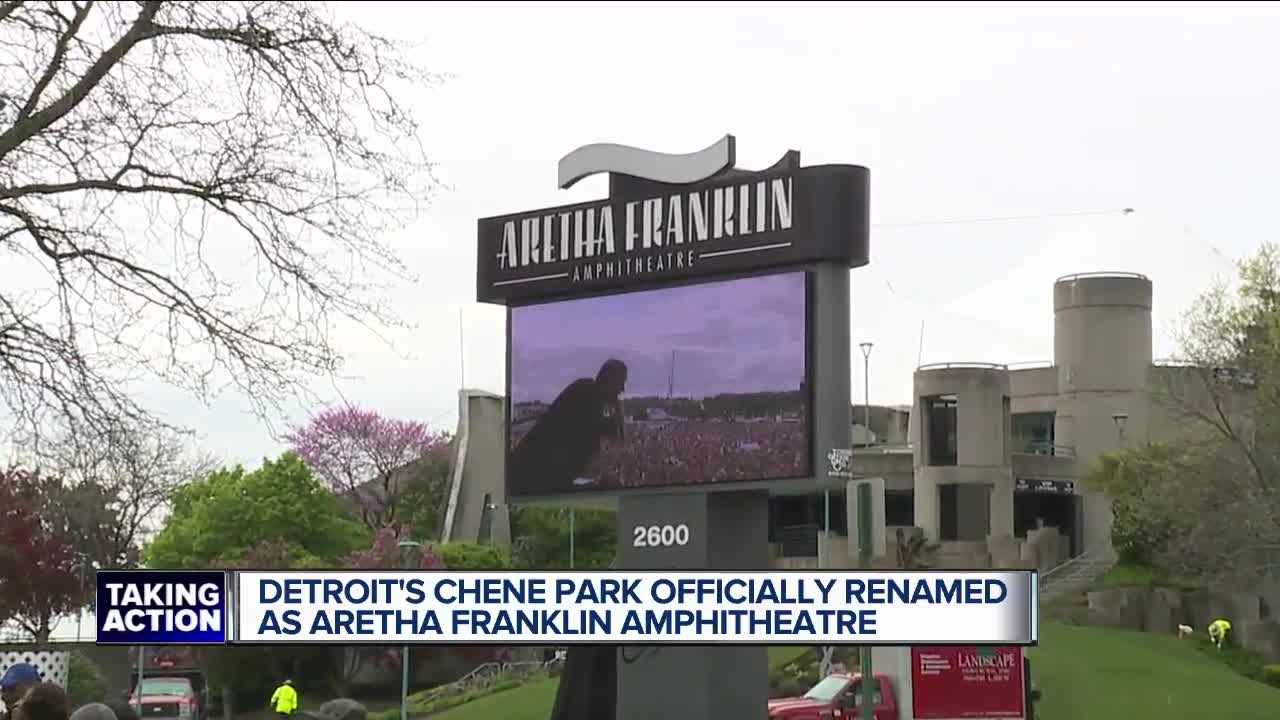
[508,359,628,495]
[507,271,811,497]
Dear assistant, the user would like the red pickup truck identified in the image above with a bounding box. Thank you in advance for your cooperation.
[129,676,206,720]
[767,673,897,720]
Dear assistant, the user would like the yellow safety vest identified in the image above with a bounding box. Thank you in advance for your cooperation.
[271,684,298,714]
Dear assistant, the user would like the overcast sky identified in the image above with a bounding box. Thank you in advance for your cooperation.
[10,0,1280,466]
[511,272,807,403]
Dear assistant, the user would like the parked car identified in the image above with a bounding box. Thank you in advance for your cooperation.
[767,673,897,720]
[129,676,205,720]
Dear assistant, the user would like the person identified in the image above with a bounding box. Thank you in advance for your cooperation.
[509,359,628,495]
[0,664,41,720]
[11,683,70,720]
[68,704,117,720]
[1209,617,1233,650]
[269,679,298,719]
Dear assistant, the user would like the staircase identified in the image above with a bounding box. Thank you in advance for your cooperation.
[1038,548,1116,605]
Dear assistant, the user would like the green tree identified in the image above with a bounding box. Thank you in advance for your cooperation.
[397,454,454,541]
[1086,443,1195,567]
[509,507,616,569]
[1121,243,1280,585]
[144,452,367,569]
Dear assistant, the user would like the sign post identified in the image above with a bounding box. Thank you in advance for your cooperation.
[477,135,870,720]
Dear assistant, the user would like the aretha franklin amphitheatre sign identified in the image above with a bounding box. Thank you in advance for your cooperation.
[476,139,870,304]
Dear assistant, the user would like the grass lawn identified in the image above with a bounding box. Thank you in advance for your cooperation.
[428,646,807,720]
[1088,562,1199,591]
[427,627,1280,720]
[1028,622,1280,720]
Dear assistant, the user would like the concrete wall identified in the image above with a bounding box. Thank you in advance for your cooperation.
[1011,453,1077,480]
[1147,364,1257,445]
[851,450,913,492]
[442,390,511,546]
[912,364,1015,542]
[1009,365,1058,414]
[1053,272,1153,556]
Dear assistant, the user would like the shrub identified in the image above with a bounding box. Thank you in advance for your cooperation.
[769,677,808,699]
[68,651,107,707]
[432,542,510,570]
[1111,498,1173,568]
[1263,665,1280,688]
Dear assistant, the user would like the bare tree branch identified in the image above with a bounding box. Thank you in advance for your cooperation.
[0,1,441,449]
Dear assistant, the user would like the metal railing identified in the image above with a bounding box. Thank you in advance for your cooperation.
[916,362,1008,372]
[1005,360,1054,370]
[1055,271,1150,283]
[414,658,557,708]
[1014,442,1077,458]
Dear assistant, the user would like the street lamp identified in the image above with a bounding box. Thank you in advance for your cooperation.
[396,540,422,720]
[857,341,874,720]
[76,557,99,643]
[859,342,874,441]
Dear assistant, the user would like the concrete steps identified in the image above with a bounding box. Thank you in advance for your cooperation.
[1039,550,1116,605]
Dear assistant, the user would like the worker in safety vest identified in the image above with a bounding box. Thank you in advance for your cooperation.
[269,680,298,718]
[1208,618,1232,650]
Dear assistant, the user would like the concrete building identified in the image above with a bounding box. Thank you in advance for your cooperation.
[777,271,1255,570]
[443,271,1254,569]
[441,389,511,546]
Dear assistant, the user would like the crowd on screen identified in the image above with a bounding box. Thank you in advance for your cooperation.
[582,418,808,488]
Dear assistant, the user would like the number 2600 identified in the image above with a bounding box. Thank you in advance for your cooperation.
[632,524,690,548]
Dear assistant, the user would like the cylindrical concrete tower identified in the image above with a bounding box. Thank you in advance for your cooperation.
[912,363,1014,544]
[1053,272,1153,557]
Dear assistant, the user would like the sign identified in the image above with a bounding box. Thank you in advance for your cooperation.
[827,448,853,478]
[1014,478,1074,495]
[476,155,869,304]
[95,569,228,645]
[230,570,1035,645]
[911,645,1025,719]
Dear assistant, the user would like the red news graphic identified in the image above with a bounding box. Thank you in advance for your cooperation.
[910,646,1025,719]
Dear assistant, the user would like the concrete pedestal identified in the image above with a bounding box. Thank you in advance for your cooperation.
[871,646,914,720]
[615,491,771,720]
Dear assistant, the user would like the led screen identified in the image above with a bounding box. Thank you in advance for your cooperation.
[508,271,811,496]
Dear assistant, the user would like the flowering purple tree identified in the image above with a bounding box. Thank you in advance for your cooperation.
[346,527,445,570]
[287,405,451,532]
[329,528,445,694]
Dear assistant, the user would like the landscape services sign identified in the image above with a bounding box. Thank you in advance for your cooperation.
[911,645,1025,719]
[476,158,869,304]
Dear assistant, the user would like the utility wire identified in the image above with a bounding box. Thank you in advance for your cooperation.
[874,207,1133,229]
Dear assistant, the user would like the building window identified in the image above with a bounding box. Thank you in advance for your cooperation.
[922,394,958,466]
[1002,396,1011,458]
[885,490,914,527]
[939,485,958,541]
[1011,412,1056,454]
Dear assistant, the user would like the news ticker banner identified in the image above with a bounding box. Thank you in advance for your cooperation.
[95,569,1037,646]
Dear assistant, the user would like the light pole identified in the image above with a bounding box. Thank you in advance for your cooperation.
[396,539,422,720]
[858,341,874,720]
[859,342,873,441]
[76,555,86,643]
[568,508,575,569]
